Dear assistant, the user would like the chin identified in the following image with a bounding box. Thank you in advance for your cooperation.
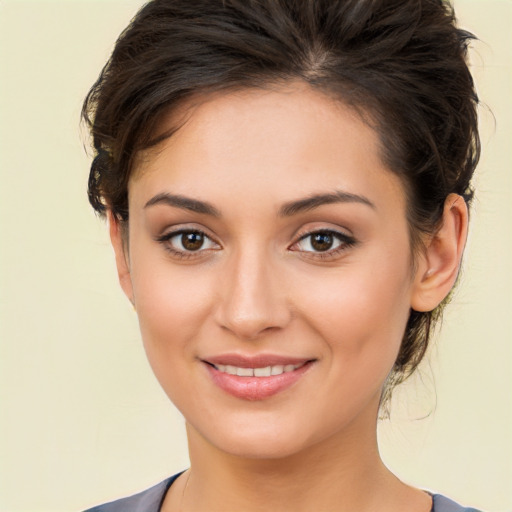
[188,410,332,461]
[213,431,311,460]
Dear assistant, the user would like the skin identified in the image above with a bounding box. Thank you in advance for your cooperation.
[109,84,468,512]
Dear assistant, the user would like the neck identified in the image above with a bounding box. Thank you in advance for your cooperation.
[170,405,427,512]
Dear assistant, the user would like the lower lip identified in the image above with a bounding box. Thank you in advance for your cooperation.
[204,362,313,401]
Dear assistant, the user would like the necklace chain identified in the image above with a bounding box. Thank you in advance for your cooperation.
[178,470,191,512]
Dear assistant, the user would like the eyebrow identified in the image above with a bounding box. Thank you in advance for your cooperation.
[144,190,375,217]
[144,193,221,217]
[278,190,375,216]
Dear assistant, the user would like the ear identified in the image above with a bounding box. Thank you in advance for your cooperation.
[108,210,135,306]
[411,194,469,312]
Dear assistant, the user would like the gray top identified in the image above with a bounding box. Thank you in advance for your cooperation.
[83,473,483,512]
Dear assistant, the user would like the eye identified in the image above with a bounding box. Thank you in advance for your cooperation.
[156,229,220,257]
[291,229,356,258]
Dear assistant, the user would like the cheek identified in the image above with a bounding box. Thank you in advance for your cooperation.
[295,272,411,426]
[293,258,412,376]
[129,253,215,377]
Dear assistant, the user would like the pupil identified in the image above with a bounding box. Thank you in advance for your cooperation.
[311,233,333,251]
[182,232,204,251]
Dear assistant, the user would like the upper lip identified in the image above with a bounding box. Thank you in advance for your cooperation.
[202,353,314,368]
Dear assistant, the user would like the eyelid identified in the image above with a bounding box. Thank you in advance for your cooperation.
[156,223,219,242]
[289,228,357,258]
[154,225,356,261]
[293,226,354,244]
[155,226,221,259]
[169,230,218,248]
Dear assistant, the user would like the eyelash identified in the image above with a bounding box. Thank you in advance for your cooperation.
[292,229,357,260]
[155,229,220,260]
[155,228,357,261]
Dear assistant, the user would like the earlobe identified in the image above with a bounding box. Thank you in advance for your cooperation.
[108,210,135,305]
[411,194,469,312]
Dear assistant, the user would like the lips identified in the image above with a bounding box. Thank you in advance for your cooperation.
[202,354,315,401]
[212,363,304,377]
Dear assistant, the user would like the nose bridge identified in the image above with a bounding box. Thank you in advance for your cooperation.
[215,242,289,340]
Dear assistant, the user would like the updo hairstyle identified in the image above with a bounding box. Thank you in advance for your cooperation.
[82,0,480,407]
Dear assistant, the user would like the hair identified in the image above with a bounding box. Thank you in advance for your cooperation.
[82,0,479,409]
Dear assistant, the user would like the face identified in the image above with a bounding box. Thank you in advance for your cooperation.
[119,85,422,459]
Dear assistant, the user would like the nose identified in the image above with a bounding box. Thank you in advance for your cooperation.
[214,247,291,340]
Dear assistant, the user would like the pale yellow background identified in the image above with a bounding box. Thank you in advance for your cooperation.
[0,1,510,511]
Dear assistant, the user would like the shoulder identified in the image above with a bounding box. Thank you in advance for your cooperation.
[432,494,484,512]
[83,473,181,512]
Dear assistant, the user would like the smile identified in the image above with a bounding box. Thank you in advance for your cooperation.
[202,356,315,401]
[211,363,305,377]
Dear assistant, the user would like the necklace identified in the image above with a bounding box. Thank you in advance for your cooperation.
[178,470,191,512]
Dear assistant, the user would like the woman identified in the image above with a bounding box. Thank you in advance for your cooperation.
[82,0,483,510]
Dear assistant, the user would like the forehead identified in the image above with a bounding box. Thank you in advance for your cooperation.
[130,84,406,216]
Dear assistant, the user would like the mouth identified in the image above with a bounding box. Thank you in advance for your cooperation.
[207,361,307,377]
[201,355,316,401]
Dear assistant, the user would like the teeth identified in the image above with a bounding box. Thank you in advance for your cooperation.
[236,367,254,377]
[254,366,271,377]
[225,365,237,375]
[271,365,284,375]
[214,363,303,377]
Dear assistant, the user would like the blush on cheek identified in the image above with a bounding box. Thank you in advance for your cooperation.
[300,270,408,380]
[133,254,213,329]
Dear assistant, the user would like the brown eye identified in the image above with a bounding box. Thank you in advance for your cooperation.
[181,232,205,251]
[310,232,334,252]
[293,230,356,257]
[157,229,219,256]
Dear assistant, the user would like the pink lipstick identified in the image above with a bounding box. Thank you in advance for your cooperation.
[202,354,315,401]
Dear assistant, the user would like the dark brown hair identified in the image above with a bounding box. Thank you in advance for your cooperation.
[82,0,479,405]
